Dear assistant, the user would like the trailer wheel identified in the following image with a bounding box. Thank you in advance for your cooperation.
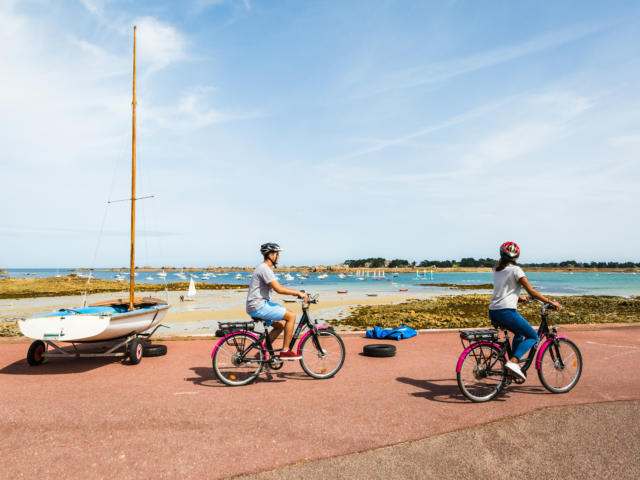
[27,340,46,366]
[142,343,167,357]
[128,338,143,365]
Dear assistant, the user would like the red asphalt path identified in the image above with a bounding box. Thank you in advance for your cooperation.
[1,324,639,479]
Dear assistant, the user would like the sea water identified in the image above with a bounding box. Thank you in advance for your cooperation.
[3,269,639,297]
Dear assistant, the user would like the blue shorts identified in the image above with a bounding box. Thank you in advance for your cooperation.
[249,301,286,326]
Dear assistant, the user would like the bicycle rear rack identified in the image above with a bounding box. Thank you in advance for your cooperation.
[215,321,255,338]
[459,329,499,348]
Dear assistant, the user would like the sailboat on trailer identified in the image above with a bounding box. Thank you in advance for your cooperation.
[19,26,170,365]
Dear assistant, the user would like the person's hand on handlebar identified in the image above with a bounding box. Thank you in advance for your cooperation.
[297,291,309,303]
[548,300,562,311]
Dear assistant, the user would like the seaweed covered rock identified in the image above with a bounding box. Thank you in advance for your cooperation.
[330,294,640,330]
[0,321,21,337]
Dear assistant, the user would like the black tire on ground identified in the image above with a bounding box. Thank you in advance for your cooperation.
[142,343,167,357]
[128,338,143,365]
[27,340,46,366]
[363,343,396,357]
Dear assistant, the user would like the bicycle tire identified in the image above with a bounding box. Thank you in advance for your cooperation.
[212,332,265,386]
[363,344,396,357]
[299,329,345,379]
[457,343,506,402]
[538,338,582,393]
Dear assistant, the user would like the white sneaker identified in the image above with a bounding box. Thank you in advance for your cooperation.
[505,361,526,381]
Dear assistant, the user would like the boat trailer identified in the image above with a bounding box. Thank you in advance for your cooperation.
[27,324,168,366]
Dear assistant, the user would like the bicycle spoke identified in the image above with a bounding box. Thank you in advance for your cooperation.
[538,338,582,393]
[213,333,264,386]
[299,330,345,379]
[457,344,505,402]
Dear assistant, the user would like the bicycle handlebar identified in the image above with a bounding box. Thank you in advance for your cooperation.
[526,296,561,312]
[299,290,319,305]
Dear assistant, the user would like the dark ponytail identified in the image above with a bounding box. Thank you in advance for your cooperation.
[494,257,516,272]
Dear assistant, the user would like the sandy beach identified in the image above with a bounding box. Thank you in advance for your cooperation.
[0,287,437,337]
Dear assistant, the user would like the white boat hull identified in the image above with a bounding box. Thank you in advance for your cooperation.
[18,305,169,342]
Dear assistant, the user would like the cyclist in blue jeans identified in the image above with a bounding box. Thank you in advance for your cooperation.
[489,242,562,381]
[246,243,309,360]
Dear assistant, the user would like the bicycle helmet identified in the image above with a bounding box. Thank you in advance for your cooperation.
[260,243,282,257]
[500,241,520,260]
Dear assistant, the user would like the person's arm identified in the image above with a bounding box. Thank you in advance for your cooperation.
[518,277,562,310]
[269,280,309,302]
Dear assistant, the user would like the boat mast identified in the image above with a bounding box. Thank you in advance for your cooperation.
[129,25,137,310]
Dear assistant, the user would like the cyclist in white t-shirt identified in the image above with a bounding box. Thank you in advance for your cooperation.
[489,241,562,381]
[246,243,308,360]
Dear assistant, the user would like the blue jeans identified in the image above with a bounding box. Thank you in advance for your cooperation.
[489,309,538,360]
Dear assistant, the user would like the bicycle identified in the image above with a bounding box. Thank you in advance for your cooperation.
[456,301,583,402]
[211,293,346,386]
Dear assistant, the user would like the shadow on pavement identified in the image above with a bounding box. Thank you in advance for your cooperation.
[396,376,550,403]
[0,356,122,375]
[396,376,469,403]
[186,366,315,388]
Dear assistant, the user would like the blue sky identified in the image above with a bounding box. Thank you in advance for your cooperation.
[1,0,639,268]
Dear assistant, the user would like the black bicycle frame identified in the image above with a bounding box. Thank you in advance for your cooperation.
[237,307,320,360]
[494,309,553,374]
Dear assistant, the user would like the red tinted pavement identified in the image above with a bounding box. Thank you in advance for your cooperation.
[1,324,639,478]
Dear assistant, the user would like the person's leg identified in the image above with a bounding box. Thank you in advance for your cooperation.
[490,309,537,362]
[489,309,534,381]
[280,310,296,351]
[511,335,524,360]
[505,312,538,361]
[268,320,284,346]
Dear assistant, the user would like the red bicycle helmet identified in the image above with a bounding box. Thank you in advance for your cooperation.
[500,241,520,259]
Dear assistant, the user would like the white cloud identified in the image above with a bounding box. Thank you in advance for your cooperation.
[134,17,189,76]
[79,0,104,17]
[141,85,265,131]
[352,22,613,98]
[332,96,515,162]
[609,134,640,147]
[462,92,592,170]
[191,0,251,14]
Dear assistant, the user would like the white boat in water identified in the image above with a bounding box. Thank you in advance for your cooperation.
[18,27,169,366]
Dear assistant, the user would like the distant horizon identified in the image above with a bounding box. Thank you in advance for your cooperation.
[3,259,640,270]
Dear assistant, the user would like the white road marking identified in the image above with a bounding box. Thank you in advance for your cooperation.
[173,391,199,395]
[585,341,640,349]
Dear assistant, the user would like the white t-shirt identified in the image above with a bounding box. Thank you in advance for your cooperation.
[489,264,526,310]
[246,263,277,313]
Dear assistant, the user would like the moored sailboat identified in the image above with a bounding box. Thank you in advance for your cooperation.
[18,26,169,366]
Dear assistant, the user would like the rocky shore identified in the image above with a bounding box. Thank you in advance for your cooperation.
[0,275,246,300]
[329,294,640,330]
[83,266,640,273]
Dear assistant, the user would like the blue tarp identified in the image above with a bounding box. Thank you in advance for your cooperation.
[365,325,418,341]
